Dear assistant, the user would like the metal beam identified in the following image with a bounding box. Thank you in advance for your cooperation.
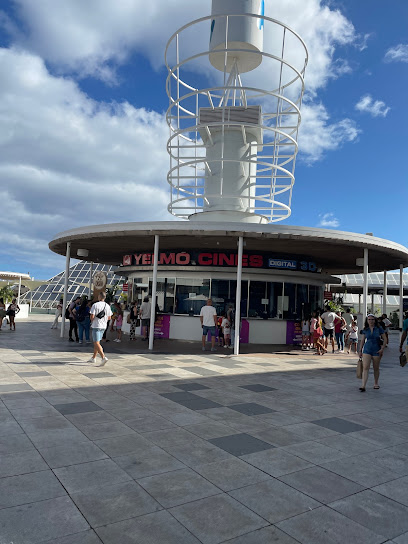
[149,235,160,351]
[234,236,244,355]
[60,242,71,338]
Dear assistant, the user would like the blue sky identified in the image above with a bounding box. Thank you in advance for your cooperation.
[0,0,407,280]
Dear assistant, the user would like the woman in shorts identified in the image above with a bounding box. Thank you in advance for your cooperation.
[114,309,123,343]
[346,320,359,354]
[358,314,386,392]
[7,298,20,331]
[222,314,231,348]
[312,311,326,355]
[301,316,311,350]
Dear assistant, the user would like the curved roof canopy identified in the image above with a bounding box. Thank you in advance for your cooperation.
[49,222,408,275]
[0,271,31,281]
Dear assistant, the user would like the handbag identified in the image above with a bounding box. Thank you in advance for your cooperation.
[356,357,363,379]
[400,352,407,368]
[126,313,131,324]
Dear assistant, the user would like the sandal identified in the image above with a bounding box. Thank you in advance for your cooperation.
[359,387,366,392]
[374,385,380,389]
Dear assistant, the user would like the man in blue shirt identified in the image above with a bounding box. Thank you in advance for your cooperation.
[399,313,408,357]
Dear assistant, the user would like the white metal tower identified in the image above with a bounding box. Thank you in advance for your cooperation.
[165,0,308,224]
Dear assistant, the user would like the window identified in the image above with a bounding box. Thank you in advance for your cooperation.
[309,285,323,312]
[248,281,267,318]
[175,278,210,315]
[296,284,309,320]
[151,278,175,313]
[266,281,283,318]
[283,283,297,320]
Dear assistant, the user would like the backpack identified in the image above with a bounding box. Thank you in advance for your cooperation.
[65,305,70,319]
[75,307,86,322]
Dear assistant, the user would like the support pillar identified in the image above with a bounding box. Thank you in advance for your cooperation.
[17,276,21,305]
[149,235,159,351]
[362,248,368,318]
[234,236,244,355]
[89,261,94,300]
[60,242,71,338]
[400,264,404,331]
[383,270,387,316]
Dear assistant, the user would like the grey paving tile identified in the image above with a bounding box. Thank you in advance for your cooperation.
[165,411,210,426]
[0,419,23,435]
[361,448,408,477]
[373,476,408,507]
[276,505,385,544]
[347,426,408,447]
[209,433,274,457]
[82,372,115,378]
[95,510,201,543]
[66,410,118,426]
[229,478,320,523]
[143,428,196,448]
[16,371,51,377]
[311,417,368,434]
[250,426,307,447]
[71,480,162,527]
[10,404,61,420]
[0,433,35,454]
[0,495,89,544]
[0,449,49,478]
[79,421,134,440]
[317,433,382,455]
[239,384,277,392]
[224,525,300,544]
[125,414,177,433]
[194,457,271,491]
[19,415,74,433]
[394,532,408,544]
[282,441,350,465]
[321,455,401,487]
[42,530,103,544]
[0,469,66,508]
[175,382,211,391]
[54,459,132,493]
[184,421,236,440]
[283,422,340,440]
[229,403,276,416]
[54,401,103,415]
[330,489,408,539]
[0,382,33,392]
[180,366,220,376]
[242,447,314,477]
[165,438,234,467]
[27,428,90,449]
[170,494,268,544]
[40,441,108,469]
[137,468,219,508]
[279,465,364,503]
[94,433,156,457]
[115,447,185,479]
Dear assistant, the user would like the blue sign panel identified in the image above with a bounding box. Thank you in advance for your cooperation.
[258,0,265,30]
[269,259,297,270]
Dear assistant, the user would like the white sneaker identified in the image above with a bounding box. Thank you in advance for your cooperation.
[116,339,121,343]
[78,341,83,344]
[113,339,118,342]
[87,357,96,364]
[202,347,206,351]
[211,347,217,352]
[224,345,228,348]
[95,357,108,367]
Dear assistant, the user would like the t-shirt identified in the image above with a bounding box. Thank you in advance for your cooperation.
[200,305,217,327]
[140,301,151,320]
[349,325,358,339]
[310,317,317,333]
[90,301,112,329]
[302,320,310,332]
[383,318,391,327]
[362,326,385,354]
[343,313,353,327]
[321,311,336,330]
[403,318,408,333]
[221,317,231,334]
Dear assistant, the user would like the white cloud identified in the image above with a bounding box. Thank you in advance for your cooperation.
[318,213,340,228]
[384,44,408,64]
[355,94,390,118]
[298,102,360,162]
[0,48,171,271]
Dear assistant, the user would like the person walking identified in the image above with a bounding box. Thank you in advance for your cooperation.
[343,308,354,330]
[0,298,6,330]
[139,296,151,341]
[321,306,337,353]
[73,298,91,344]
[222,312,231,348]
[312,311,326,355]
[200,299,217,352]
[51,298,63,329]
[114,306,123,343]
[334,311,347,352]
[89,292,112,366]
[68,297,80,342]
[358,314,386,392]
[7,299,20,331]
[129,301,139,341]
[301,316,311,350]
[346,319,358,354]
[382,313,392,347]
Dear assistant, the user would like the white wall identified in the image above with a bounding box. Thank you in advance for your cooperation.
[170,315,203,341]
[248,319,287,344]
[9,303,29,319]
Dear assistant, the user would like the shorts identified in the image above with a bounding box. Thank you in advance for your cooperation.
[324,328,334,339]
[302,331,311,336]
[363,342,381,356]
[203,325,216,337]
[349,338,358,344]
[92,328,105,342]
[141,319,150,327]
[116,326,122,331]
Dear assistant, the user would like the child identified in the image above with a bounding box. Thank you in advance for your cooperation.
[217,314,224,347]
[222,314,231,348]
[346,319,358,354]
[301,317,311,350]
[114,309,123,343]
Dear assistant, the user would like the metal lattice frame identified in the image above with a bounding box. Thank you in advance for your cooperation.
[165,12,308,222]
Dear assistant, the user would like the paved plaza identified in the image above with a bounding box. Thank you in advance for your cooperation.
[1,316,408,543]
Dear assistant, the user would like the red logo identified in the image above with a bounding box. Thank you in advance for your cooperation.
[123,255,132,266]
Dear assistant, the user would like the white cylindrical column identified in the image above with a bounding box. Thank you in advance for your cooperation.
[17,276,21,305]
[400,264,404,331]
[89,261,94,300]
[149,235,160,351]
[383,270,387,316]
[362,248,368,319]
[60,242,71,338]
[234,236,244,355]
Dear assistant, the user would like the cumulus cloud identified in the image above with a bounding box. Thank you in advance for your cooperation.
[384,44,408,64]
[0,48,171,271]
[355,94,390,117]
[317,213,340,228]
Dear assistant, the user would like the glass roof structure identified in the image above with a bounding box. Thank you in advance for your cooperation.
[20,261,120,308]
[336,272,408,289]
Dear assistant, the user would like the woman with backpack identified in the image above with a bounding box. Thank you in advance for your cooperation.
[72,298,91,344]
[7,299,20,331]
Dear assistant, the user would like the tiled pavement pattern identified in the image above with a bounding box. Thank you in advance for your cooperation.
[1,318,408,542]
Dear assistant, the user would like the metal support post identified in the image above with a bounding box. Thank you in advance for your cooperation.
[149,235,159,351]
[89,261,94,300]
[234,236,244,355]
[60,242,71,338]
[362,248,368,319]
[383,270,387,316]
[400,264,404,331]
[17,276,21,305]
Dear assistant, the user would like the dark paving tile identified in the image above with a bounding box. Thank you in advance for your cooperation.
[0,469,67,508]
[229,403,276,416]
[16,371,51,377]
[175,383,211,391]
[239,384,277,392]
[330,489,408,539]
[178,397,223,410]
[0,383,33,392]
[0,496,89,544]
[128,364,174,369]
[311,417,368,434]
[82,372,115,378]
[96,510,201,544]
[138,468,219,508]
[54,401,103,415]
[276,505,385,544]
[71,480,162,527]
[181,366,220,376]
[209,433,274,457]
[169,494,268,544]
[224,526,300,544]
[161,391,202,402]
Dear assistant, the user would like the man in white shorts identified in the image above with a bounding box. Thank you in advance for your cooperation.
[200,299,217,352]
[89,292,112,366]
[321,306,337,353]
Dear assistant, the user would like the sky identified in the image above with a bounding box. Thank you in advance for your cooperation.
[0,0,407,280]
